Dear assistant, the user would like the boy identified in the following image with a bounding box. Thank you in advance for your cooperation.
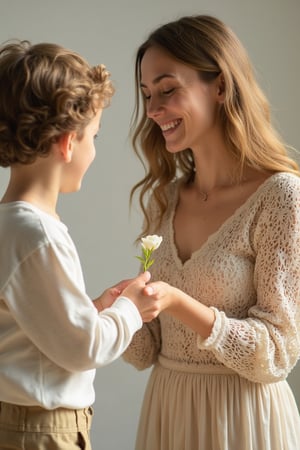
[0,40,159,449]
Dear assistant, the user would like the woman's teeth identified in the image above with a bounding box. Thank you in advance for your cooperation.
[161,119,181,131]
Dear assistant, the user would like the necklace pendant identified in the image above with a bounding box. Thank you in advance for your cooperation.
[202,192,208,201]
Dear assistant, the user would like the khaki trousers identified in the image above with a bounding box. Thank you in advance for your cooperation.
[0,401,93,450]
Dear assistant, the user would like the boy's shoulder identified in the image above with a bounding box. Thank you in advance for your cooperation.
[0,201,68,253]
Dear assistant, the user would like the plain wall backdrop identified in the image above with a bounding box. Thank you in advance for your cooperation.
[1,1,299,448]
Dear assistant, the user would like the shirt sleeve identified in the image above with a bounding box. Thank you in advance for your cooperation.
[3,241,142,372]
[197,175,300,383]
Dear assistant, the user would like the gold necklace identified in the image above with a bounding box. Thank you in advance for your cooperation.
[199,191,208,201]
[191,169,238,202]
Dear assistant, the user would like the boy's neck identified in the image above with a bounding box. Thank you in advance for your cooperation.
[1,163,60,219]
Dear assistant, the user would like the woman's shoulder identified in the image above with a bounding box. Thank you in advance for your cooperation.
[269,171,300,186]
[251,172,300,223]
[260,172,300,201]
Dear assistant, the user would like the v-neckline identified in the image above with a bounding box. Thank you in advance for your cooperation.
[168,172,281,269]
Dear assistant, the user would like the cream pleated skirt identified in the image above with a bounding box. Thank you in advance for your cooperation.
[135,357,300,450]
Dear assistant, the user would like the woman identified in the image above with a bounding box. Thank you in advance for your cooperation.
[123,15,300,450]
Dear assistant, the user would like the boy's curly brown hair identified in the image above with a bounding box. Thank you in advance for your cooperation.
[0,40,114,167]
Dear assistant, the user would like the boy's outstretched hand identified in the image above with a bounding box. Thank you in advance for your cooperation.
[93,272,152,316]
[93,276,139,312]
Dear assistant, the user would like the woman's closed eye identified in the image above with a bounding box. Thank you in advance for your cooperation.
[162,88,175,96]
[142,88,175,100]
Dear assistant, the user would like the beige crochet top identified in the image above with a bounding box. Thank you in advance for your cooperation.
[123,173,300,383]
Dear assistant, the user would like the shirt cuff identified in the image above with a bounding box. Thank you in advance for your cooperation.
[109,296,143,332]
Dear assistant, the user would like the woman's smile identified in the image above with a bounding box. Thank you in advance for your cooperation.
[160,119,182,134]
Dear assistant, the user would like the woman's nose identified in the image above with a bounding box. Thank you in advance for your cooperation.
[146,96,163,118]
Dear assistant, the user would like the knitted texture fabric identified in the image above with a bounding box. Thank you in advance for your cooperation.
[124,173,300,383]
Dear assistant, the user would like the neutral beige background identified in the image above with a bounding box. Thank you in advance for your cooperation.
[1,0,299,448]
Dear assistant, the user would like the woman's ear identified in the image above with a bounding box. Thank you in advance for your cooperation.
[59,132,77,163]
[216,73,225,103]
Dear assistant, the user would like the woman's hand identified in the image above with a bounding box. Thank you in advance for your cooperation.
[142,280,215,338]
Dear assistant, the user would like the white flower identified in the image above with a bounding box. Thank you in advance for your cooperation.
[141,235,163,251]
[136,235,163,271]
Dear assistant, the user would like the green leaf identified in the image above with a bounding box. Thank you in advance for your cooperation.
[145,259,154,270]
[135,256,145,263]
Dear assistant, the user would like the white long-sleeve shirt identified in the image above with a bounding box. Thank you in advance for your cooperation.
[0,201,142,409]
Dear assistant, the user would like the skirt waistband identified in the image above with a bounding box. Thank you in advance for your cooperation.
[158,354,236,375]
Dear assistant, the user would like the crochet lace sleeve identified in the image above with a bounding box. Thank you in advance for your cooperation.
[122,318,161,370]
[197,174,300,383]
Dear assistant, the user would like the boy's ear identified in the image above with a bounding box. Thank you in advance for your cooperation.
[59,132,76,163]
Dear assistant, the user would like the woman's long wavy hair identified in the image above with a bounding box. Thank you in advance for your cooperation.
[130,15,299,237]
